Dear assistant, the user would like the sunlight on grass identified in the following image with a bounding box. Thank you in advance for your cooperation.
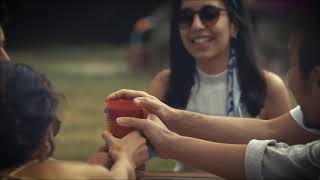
[10,44,175,171]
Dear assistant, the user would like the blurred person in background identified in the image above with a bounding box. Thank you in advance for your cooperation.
[0,62,149,179]
[127,2,171,74]
[148,0,290,172]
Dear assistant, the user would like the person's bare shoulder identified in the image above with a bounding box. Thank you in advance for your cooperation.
[148,69,171,101]
[16,159,113,180]
[57,160,113,179]
[264,71,290,101]
[262,71,291,119]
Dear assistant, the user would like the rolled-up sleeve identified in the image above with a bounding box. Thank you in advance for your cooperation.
[245,140,274,180]
[245,140,320,180]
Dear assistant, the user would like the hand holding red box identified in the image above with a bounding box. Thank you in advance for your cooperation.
[105,99,146,138]
[104,98,157,158]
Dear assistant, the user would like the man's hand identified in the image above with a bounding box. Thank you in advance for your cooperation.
[107,89,178,127]
[116,113,179,159]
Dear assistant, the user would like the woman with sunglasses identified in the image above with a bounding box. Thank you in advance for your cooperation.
[148,0,291,171]
[0,62,149,179]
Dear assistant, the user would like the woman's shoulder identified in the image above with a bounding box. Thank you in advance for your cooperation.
[260,70,291,119]
[152,69,171,82]
[263,71,287,93]
[148,69,171,100]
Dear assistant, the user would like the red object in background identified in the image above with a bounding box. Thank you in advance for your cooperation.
[105,99,146,138]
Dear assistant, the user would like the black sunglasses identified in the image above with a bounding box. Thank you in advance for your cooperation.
[177,5,227,29]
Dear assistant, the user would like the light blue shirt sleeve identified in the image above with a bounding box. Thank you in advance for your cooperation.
[290,106,320,135]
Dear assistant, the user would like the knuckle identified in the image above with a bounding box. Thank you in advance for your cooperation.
[141,137,147,144]
[143,146,148,152]
[132,130,140,136]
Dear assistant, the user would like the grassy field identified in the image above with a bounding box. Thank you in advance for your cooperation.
[10,44,175,171]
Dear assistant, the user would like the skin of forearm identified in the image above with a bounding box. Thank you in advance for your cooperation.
[170,110,320,145]
[168,109,272,144]
[268,114,320,145]
[110,158,135,180]
[166,134,247,180]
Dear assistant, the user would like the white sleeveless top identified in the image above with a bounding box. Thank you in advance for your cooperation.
[186,67,228,116]
[175,67,229,172]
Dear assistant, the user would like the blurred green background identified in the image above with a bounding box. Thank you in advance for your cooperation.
[11,44,176,171]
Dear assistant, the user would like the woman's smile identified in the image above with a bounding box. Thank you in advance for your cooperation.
[190,33,215,49]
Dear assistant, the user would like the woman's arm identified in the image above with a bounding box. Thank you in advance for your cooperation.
[73,131,148,180]
[79,157,135,180]
[108,158,135,180]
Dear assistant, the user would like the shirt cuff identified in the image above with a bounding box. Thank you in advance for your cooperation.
[290,106,320,135]
[245,139,276,180]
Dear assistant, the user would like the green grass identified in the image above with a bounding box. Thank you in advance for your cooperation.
[10,44,175,171]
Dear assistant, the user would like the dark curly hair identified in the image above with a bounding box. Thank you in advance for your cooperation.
[0,62,60,169]
[164,0,267,116]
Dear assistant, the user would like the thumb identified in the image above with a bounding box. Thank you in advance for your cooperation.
[102,131,117,145]
[116,117,148,131]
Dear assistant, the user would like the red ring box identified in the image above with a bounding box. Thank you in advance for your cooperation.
[105,99,146,138]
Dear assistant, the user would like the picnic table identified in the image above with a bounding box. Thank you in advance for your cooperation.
[141,172,225,180]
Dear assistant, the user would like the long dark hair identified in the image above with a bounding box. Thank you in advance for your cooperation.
[164,0,267,116]
[0,62,60,169]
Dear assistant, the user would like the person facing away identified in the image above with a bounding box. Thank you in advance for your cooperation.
[148,0,291,172]
[0,62,149,180]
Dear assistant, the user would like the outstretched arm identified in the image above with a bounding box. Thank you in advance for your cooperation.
[117,113,247,180]
[79,131,149,180]
[170,110,317,145]
[168,135,247,180]
[107,89,319,145]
